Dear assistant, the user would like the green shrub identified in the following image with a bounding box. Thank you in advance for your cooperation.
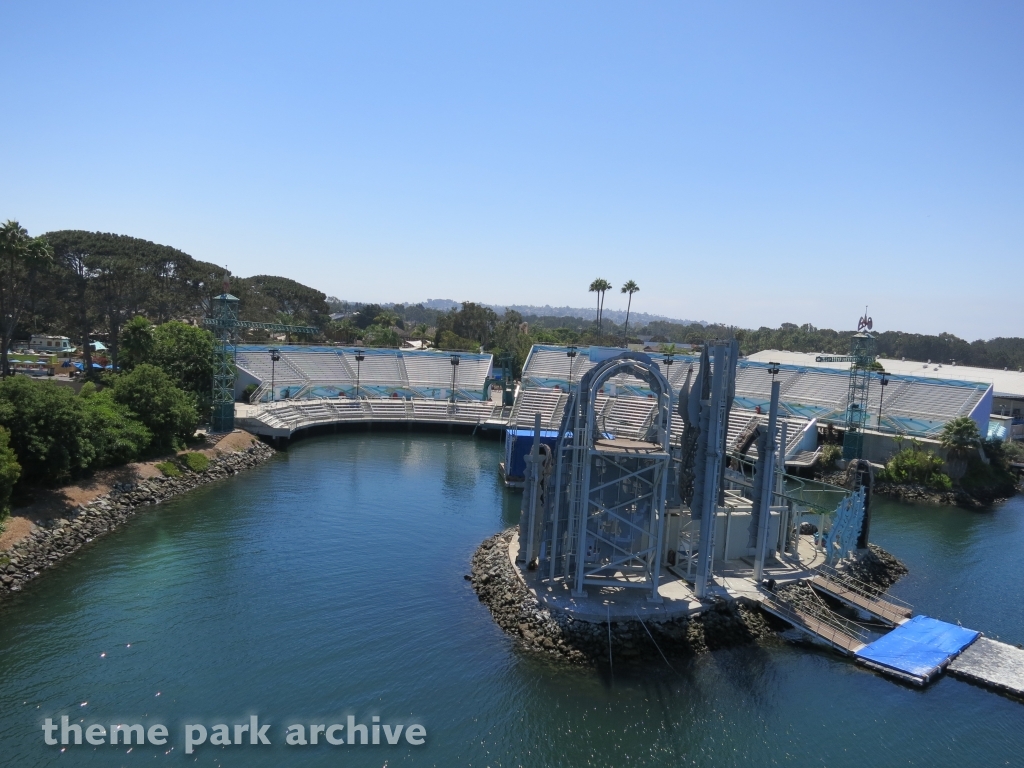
[0,426,21,516]
[982,438,1024,473]
[155,461,181,478]
[111,364,199,450]
[818,444,842,470]
[181,452,209,472]
[80,387,152,466]
[0,376,95,485]
[1003,439,1024,465]
[960,454,1017,503]
[880,443,952,491]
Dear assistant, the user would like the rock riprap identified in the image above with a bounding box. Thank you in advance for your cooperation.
[0,441,275,600]
[470,528,775,666]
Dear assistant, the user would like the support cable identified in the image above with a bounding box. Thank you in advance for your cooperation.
[606,606,614,685]
[634,610,677,674]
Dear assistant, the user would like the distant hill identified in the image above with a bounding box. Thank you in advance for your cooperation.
[419,299,706,326]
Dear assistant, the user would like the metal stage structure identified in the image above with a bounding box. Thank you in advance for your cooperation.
[204,293,319,433]
[677,340,740,599]
[506,340,877,625]
[519,351,674,602]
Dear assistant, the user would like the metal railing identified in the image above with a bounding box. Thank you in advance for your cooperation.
[761,592,870,651]
[240,397,507,433]
[815,564,913,613]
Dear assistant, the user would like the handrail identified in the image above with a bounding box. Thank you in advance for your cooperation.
[761,592,870,648]
[241,396,508,432]
[815,564,913,611]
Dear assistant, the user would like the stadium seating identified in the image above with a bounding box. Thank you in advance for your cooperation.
[238,342,990,441]
[235,346,493,401]
[510,387,567,430]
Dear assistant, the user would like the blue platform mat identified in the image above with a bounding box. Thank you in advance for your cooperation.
[855,615,980,680]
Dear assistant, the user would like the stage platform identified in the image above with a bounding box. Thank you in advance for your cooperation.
[854,615,980,685]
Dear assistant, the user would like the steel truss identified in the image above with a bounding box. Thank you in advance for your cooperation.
[205,293,319,433]
[535,351,673,602]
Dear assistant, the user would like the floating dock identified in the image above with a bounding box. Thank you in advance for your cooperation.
[854,615,980,685]
[948,637,1024,698]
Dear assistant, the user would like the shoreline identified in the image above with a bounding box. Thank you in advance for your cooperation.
[470,529,777,666]
[470,529,907,666]
[872,482,1021,509]
[0,433,275,601]
[816,470,1020,508]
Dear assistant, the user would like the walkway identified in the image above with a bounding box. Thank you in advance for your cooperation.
[235,397,511,439]
[809,567,912,626]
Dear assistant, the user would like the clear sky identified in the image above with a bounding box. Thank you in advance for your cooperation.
[3,2,1022,339]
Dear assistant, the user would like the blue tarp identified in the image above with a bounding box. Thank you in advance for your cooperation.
[504,428,559,480]
[855,615,980,679]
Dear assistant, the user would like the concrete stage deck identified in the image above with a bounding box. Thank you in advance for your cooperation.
[508,534,827,623]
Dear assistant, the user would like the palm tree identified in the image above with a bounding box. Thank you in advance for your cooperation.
[374,310,400,329]
[588,278,611,335]
[939,416,980,482]
[621,280,639,342]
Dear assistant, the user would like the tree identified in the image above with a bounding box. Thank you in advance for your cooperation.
[434,303,498,348]
[111,364,198,450]
[0,426,20,516]
[939,416,981,482]
[621,280,639,341]
[48,236,98,374]
[327,318,359,344]
[362,324,401,348]
[451,302,497,345]
[588,278,611,335]
[233,275,329,331]
[436,330,479,352]
[150,322,214,406]
[0,221,53,376]
[79,385,152,466]
[352,303,385,330]
[120,316,155,371]
[490,310,533,377]
[0,376,95,485]
[374,309,400,329]
[91,249,151,369]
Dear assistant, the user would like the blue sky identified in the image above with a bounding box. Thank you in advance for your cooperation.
[3,2,1022,339]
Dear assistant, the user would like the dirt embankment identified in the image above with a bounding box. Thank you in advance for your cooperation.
[0,432,275,599]
[0,431,259,552]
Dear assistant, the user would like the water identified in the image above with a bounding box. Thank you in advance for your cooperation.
[1,433,1022,767]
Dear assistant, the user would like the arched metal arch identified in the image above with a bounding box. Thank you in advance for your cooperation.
[546,351,674,600]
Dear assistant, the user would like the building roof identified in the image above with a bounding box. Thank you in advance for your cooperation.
[745,350,1024,399]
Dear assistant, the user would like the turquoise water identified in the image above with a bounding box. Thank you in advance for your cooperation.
[0,433,1021,767]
